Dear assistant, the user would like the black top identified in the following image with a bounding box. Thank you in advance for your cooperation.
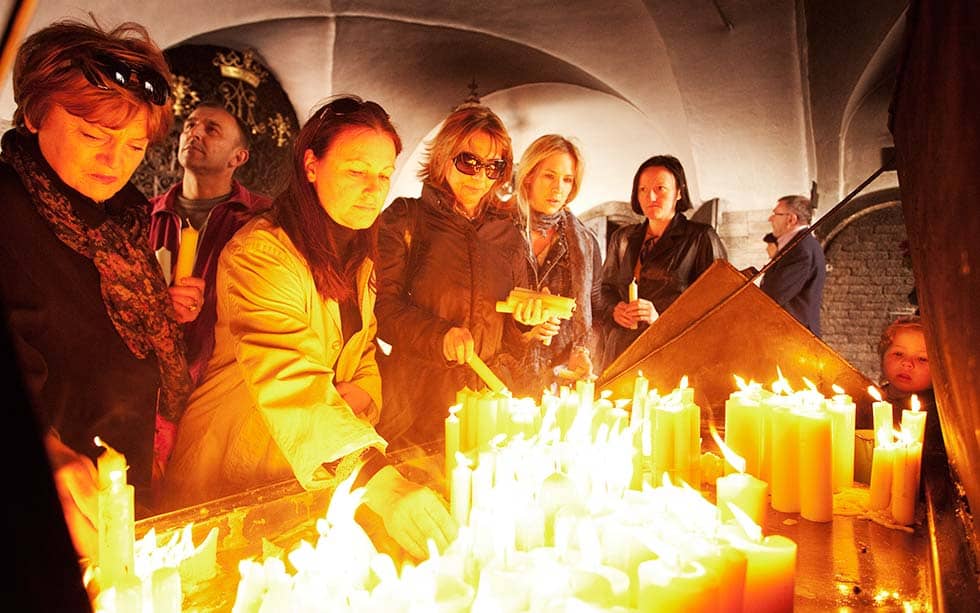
[0,152,160,495]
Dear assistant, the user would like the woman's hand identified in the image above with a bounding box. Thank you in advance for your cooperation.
[43,433,99,560]
[613,298,659,329]
[512,298,553,327]
[443,327,475,364]
[523,315,561,345]
[335,381,374,419]
[169,277,206,323]
[363,465,458,559]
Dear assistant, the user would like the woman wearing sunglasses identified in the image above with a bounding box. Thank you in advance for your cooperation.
[513,135,605,394]
[162,97,456,559]
[375,103,542,449]
[0,20,193,559]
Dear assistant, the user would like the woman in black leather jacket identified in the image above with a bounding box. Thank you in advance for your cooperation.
[598,155,727,368]
[375,104,541,448]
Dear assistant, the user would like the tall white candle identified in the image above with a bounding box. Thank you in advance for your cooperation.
[901,394,927,445]
[797,410,833,522]
[868,436,895,511]
[890,437,923,525]
[827,391,856,492]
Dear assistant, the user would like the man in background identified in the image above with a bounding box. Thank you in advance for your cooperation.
[760,194,826,335]
[149,101,272,475]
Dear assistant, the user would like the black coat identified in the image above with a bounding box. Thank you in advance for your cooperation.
[760,230,826,336]
[599,212,727,368]
[0,156,160,495]
[374,185,529,446]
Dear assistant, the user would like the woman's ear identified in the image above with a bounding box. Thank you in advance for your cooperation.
[303,149,317,183]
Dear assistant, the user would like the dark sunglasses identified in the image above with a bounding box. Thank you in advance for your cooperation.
[76,53,171,106]
[453,151,507,180]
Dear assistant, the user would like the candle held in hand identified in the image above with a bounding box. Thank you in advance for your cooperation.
[173,222,199,282]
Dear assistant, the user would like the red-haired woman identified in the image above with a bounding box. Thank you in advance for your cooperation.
[0,19,195,558]
[163,97,455,559]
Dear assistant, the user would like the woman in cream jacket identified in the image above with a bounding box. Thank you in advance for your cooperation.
[164,97,455,559]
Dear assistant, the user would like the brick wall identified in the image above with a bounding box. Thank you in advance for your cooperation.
[820,205,916,378]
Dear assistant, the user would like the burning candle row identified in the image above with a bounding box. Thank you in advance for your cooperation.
[723,378,857,523]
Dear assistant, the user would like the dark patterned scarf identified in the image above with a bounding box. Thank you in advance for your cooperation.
[1,130,192,423]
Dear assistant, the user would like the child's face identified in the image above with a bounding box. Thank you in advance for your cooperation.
[882,328,932,393]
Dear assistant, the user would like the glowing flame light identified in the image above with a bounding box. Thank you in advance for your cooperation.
[832,383,846,395]
[802,377,818,392]
[679,375,689,389]
[728,502,763,543]
[911,394,920,412]
[772,367,793,395]
[710,424,746,474]
[868,385,883,402]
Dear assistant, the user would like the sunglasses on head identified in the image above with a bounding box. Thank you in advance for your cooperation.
[453,151,507,180]
[76,53,171,106]
[313,97,389,123]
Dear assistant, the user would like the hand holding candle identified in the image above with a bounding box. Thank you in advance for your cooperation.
[172,220,199,282]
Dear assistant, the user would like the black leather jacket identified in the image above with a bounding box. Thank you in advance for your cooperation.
[375,185,529,446]
[599,212,727,367]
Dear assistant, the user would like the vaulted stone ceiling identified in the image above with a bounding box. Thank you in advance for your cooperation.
[1,0,907,224]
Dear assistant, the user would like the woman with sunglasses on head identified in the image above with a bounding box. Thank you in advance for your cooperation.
[513,135,605,394]
[162,97,455,559]
[0,20,195,559]
[598,155,727,369]
[375,103,545,449]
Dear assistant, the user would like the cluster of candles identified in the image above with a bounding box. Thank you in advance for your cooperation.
[232,379,796,611]
[868,389,927,525]
[90,369,928,611]
[89,439,217,613]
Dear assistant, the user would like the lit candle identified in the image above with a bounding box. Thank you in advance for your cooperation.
[901,394,927,445]
[768,403,800,513]
[95,436,127,490]
[172,222,199,281]
[450,453,472,526]
[724,377,764,477]
[868,431,895,510]
[827,385,856,492]
[722,526,797,613]
[637,557,719,613]
[628,278,638,329]
[868,386,893,441]
[890,434,923,525]
[797,409,833,522]
[630,370,648,429]
[717,473,768,527]
[445,405,461,487]
[98,469,135,588]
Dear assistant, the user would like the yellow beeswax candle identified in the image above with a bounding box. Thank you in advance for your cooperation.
[98,470,135,588]
[868,436,895,510]
[769,405,800,513]
[173,223,199,281]
[797,410,833,522]
[890,437,923,525]
[828,393,856,492]
[717,472,768,527]
[901,394,927,444]
[94,436,127,490]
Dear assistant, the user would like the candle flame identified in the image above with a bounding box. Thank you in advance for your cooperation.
[868,386,883,402]
[911,394,920,412]
[728,502,763,543]
[94,435,106,449]
[832,383,845,395]
[710,424,746,474]
[733,374,749,390]
[454,451,472,468]
[772,367,792,395]
[802,377,818,392]
[448,403,462,417]
[876,427,895,447]
[679,375,689,389]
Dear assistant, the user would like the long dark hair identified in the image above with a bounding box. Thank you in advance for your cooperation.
[630,154,693,215]
[274,96,402,302]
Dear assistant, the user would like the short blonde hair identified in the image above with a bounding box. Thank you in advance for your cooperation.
[418,103,513,208]
[13,19,173,143]
[515,134,585,213]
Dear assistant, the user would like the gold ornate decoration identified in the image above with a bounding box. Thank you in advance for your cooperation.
[171,75,199,118]
[260,112,293,148]
[213,48,269,88]
[217,79,260,138]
